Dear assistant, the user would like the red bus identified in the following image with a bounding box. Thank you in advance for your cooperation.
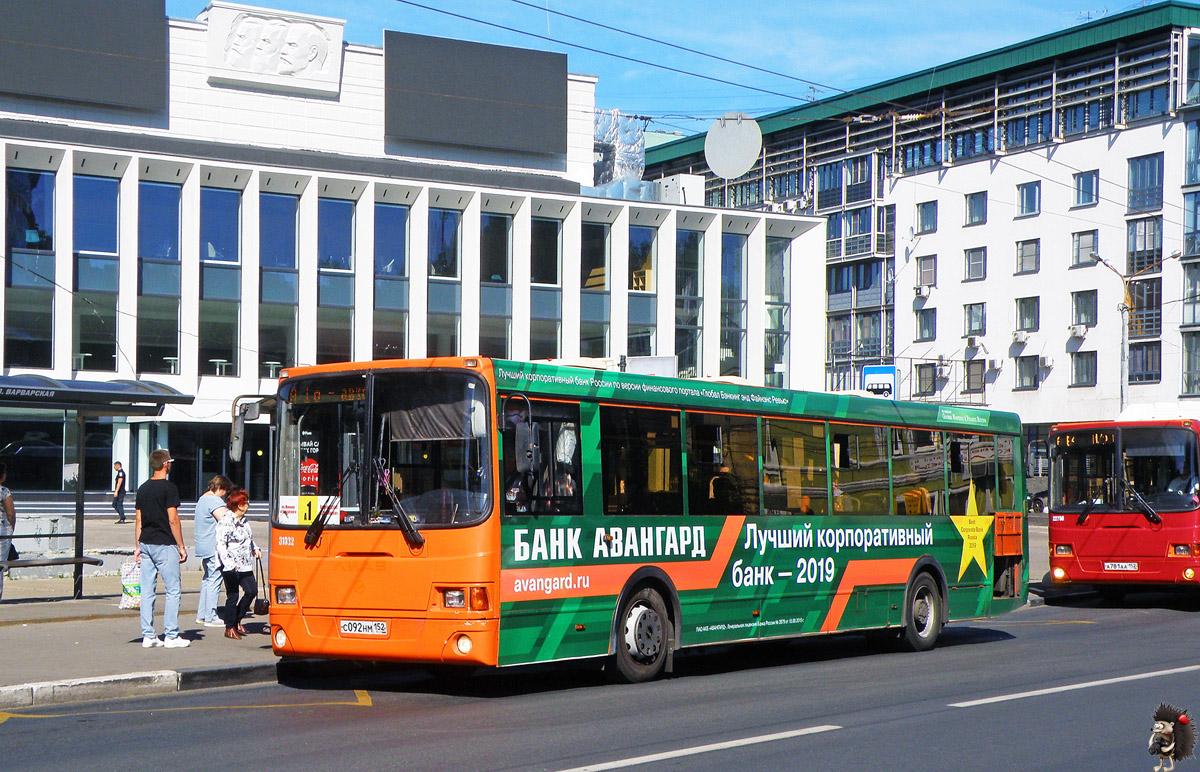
[1047,419,1200,596]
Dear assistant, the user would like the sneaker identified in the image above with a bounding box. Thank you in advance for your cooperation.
[204,620,225,628]
[142,636,163,648]
[194,618,206,624]
[163,636,191,648]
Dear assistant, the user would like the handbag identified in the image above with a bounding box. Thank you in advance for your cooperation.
[253,556,270,616]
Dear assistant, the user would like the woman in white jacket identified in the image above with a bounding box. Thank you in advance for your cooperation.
[215,488,260,640]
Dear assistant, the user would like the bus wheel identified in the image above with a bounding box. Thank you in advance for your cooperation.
[607,588,671,683]
[902,574,942,652]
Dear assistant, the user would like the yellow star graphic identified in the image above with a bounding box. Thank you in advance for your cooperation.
[950,481,994,581]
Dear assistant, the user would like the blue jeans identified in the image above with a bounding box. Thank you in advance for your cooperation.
[197,555,223,622]
[139,542,182,640]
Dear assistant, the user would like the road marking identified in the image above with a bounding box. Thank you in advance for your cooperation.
[0,689,371,724]
[950,664,1200,708]
[554,724,841,771]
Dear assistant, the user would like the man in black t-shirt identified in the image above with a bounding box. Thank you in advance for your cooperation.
[135,449,190,648]
[112,462,126,524]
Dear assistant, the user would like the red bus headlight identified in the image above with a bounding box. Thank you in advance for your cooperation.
[1171,544,1193,556]
[1054,544,1073,556]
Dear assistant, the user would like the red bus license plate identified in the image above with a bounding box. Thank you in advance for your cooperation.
[1103,562,1138,571]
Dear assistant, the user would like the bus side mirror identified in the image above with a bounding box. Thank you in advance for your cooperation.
[230,395,276,462]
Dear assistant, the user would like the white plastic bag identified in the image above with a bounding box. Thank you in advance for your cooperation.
[118,560,140,609]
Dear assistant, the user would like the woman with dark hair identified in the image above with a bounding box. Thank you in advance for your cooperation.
[215,488,260,639]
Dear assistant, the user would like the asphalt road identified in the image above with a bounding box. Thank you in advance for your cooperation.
[5,590,1199,772]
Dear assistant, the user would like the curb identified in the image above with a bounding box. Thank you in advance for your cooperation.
[0,662,281,710]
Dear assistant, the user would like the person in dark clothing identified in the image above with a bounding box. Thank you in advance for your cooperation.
[135,449,189,649]
[112,462,127,524]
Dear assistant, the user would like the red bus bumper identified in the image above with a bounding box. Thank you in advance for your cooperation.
[1049,555,1200,585]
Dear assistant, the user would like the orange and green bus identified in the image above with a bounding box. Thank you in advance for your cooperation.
[260,357,1027,682]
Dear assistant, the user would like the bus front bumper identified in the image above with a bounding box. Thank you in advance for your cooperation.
[269,609,499,666]
[1049,556,1200,585]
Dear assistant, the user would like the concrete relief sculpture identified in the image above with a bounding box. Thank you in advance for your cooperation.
[206,2,343,96]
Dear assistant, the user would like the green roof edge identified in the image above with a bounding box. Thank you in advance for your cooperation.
[646,0,1200,166]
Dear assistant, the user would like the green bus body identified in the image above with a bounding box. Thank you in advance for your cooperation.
[491,360,1028,667]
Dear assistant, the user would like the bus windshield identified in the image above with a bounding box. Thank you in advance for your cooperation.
[1052,427,1199,513]
[276,370,492,528]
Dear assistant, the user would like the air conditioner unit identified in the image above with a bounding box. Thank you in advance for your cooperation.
[1068,323,1087,338]
[966,336,978,349]
[1039,355,1053,368]
[1011,330,1028,344]
[914,285,930,298]
[988,359,1002,370]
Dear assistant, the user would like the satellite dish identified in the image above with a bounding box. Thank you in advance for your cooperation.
[704,112,762,180]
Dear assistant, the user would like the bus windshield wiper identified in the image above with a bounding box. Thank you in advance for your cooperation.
[1123,479,1163,525]
[374,458,425,548]
[304,464,358,547]
[1076,498,1098,526]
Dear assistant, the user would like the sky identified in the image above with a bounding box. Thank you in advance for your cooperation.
[167,0,1155,136]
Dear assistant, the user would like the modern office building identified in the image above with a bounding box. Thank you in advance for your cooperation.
[645,1,1200,455]
[0,1,821,500]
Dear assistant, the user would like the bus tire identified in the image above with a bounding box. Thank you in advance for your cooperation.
[902,573,942,652]
[607,587,671,683]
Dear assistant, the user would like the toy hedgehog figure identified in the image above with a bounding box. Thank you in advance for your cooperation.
[1150,703,1196,772]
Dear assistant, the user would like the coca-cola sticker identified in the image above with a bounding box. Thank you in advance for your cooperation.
[301,458,319,489]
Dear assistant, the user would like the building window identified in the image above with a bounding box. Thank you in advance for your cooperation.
[532,217,562,286]
[628,225,655,291]
[1187,193,1200,257]
[876,204,896,255]
[1016,239,1040,274]
[1188,121,1200,186]
[915,308,936,341]
[765,236,791,387]
[73,175,119,372]
[844,207,871,256]
[964,302,986,336]
[1016,296,1039,332]
[720,233,748,377]
[374,202,407,277]
[1186,264,1200,326]
[856,312,881,358]
[1128,153,1164,213]
[917,254,936,286]
[200,187,240,263]
[827,315,851,361]
[916,201,937,234]
[6,169,55,369]
[259,193,297,269]
[816,161,842,209]
[199,298,238,376]
[480,213,511,284]
[1073,170,1099,207]
[1072,230,1098,266]
[915,363,937,395]
[479,213,512,358]
[964,359,985,393]
[1184,332,1200,395]
[1071,351,1097,387]
[1128,216,1163,274]
[965,192,986,225]
[1015,356,1040,390]
[1130,341,1162,383]
[581,221,608,289]
[846,156,871,203]
[1189,36,1200,105]
[1073,289,1098,326]
[137,181,181,374]
[676,229,703,377]
[1016,181,1040,217]
[318,198,354,271]
[428,208,461,278]
[1129,278,1162,338]
[964,247,986,281]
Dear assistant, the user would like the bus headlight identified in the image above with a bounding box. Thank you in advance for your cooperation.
[443,589,466,608]
[1185,568,1196,580]
[1054,544,1073,556]
[275,586,297,605]
[1172,544,1193,556]
[455,634,473,655]
[274,628,288,648]
[1051,567,1067,581]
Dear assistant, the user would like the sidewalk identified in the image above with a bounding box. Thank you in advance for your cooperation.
[0,515,281,709]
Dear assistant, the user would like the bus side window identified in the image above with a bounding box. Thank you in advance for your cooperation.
[503,399,582,516]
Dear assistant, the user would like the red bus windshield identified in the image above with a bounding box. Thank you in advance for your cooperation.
[1051,426,1199,513]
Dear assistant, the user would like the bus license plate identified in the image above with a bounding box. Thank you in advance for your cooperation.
[1104,562,1138,572]
[340,619,388,636]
